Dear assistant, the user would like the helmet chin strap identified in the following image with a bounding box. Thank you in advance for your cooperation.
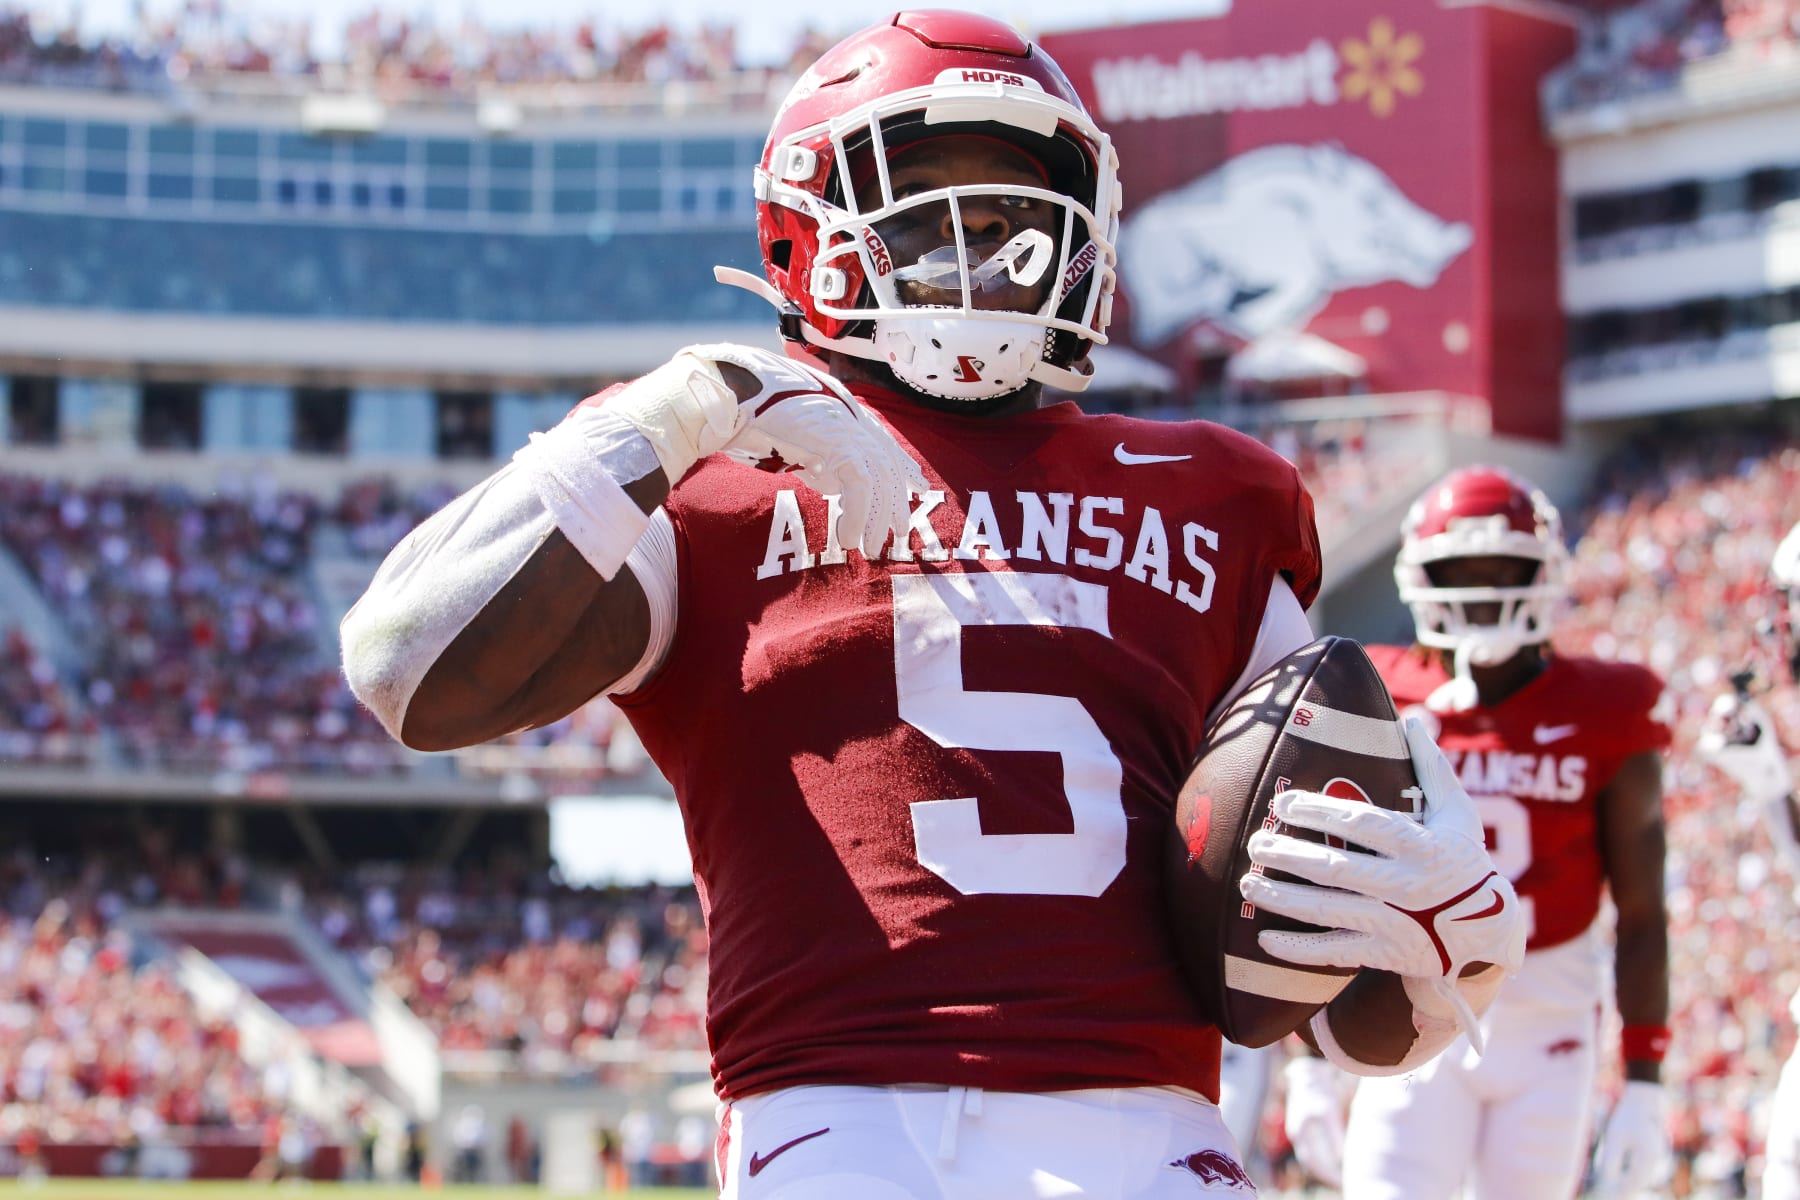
[1427,644,1482,714]
[1426,634,1528,714]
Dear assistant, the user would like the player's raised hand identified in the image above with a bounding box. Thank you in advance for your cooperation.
[1241,716,1526,1046]
[1698,691,1794,803]
[604,342,926,557]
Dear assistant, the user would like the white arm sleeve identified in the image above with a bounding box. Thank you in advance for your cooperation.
[1206,576,1314,728]
[340,458,672,740]
[341,461,555,741]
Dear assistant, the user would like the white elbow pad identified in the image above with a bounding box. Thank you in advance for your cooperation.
[1310,963,1509,1077]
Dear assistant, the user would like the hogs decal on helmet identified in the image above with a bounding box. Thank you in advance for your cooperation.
[714,11,1121,403]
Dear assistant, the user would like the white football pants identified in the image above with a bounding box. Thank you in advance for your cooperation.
[1765,1047,1800,1200]
[1216,1041,1275,1177]
[716,1083,1254,1198]
[1342,1016,1597,1200]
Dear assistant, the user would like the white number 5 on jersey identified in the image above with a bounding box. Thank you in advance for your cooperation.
[891,572,1127,897]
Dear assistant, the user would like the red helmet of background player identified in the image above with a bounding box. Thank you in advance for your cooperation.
[1395,465,1568,674]
[716,11,1122,402]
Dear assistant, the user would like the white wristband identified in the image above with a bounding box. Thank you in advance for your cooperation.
[513,404,657,581]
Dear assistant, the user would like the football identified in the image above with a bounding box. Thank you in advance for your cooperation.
[1166,636,1422,1048]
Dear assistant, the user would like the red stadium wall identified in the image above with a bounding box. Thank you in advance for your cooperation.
[1041,0,1574,442]
[1478,4,1576,443]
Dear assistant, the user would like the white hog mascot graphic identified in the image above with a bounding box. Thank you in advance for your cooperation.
[1120,143,1472,344]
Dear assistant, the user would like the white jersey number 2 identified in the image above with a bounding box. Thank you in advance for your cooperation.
[891,572,1127,897]
[1475,793,1537,938]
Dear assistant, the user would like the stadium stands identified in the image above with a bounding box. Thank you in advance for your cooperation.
[0,5,827,101]
[1556,417,1800,1192]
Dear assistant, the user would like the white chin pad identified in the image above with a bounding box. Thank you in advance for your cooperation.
[873,313,1046,401]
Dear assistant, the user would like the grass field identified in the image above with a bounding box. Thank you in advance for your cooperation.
[0,1186,711,1199]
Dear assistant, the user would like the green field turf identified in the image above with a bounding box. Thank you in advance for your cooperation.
[0,1186,711,1199]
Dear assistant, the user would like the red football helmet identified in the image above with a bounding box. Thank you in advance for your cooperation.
[718,11,1121,402]
[1395,465,1568,673]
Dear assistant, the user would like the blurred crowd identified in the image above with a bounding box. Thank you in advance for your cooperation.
[300,861,706,1067]
[0,629,89,766]
[0,847,291,1150]
[0,474,399,775]
[0,1,833,98]
[0,472,664,781]
[1547,0,1798,114]
[1553,421,1800,1193]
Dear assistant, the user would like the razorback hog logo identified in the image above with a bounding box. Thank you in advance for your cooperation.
[861,227,893,277]
[959,69,1027,86]
[1169,1148,1254,1190]
[1119,142,1472,345]
[1321,776,1371,851]
[1058,240,1101,301]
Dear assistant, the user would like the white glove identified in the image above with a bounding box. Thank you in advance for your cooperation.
[1281,1055,1345,1187]
[1591,1080,1672,1198]
[1697,692,1794,804]
[610,342,928,556]
[1240,716,1527,1049]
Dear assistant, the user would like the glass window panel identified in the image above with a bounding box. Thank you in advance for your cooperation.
[552,188,596,215]
[487,185,532,214]
[148,173,194,201]
[618,185,660,213]
[314,179,334,205]
[677,138,734,168]
[351,137,407,165]
[488,141,533,172]
[23,165,64,192]
[277,132,334,163]
[387,183,408,209]
[277,178,300,205]
[23,119,66,148]
[148,126,195,155]
[212,176,260,203]
[84,168,128,197]
[350,181,373,208]
[425,184,469,212]
[212,129,260,158]
[85,122,130,153]
[425,139,471,168]
[618,140,660,169]
[552,142,597,171]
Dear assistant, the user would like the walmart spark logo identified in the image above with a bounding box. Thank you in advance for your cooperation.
[1340,18,1423,118]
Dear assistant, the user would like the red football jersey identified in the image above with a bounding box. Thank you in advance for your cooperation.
[1366,646,1670,952]
[613,383,1321,1101]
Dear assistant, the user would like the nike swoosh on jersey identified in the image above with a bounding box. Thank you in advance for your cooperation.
[1113,443,1194,465]
[1532,723,1579,745]
[747,1127,831,1177]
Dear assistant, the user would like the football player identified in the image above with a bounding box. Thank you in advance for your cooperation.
[1283,464,1674,1199]
[341,15,1524,1196]
[1698,519,1800,1200]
